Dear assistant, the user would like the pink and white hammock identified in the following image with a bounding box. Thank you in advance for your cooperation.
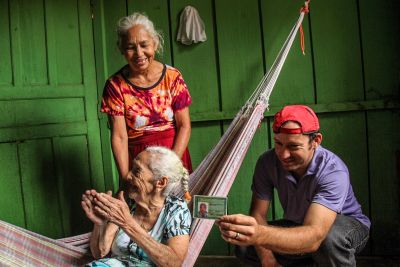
[0,4,309,267]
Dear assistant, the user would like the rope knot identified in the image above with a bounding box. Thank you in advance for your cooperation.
[300,0,310,14]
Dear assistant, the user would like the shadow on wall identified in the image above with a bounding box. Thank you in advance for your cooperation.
[16,136,94,239]
[53,136,95,237]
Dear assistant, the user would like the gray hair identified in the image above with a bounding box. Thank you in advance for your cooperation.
[145,146,189,197]
[116,12,164,54]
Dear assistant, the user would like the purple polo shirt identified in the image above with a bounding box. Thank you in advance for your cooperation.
[252,146,371,228]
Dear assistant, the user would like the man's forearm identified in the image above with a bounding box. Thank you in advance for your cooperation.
[251,213,279,266]
[255,224,324,254]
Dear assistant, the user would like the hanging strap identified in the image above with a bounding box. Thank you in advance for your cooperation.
[299,0,311,55]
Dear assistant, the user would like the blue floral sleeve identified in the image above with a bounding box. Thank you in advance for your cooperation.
[164,197,192,239]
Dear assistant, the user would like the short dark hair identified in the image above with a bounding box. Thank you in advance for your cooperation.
[306,132,319,143]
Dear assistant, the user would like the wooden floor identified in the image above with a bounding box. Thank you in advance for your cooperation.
[194,256,400,267]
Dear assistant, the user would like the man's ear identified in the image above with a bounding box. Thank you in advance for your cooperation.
[155,176,168,189]
[314,133,323,148]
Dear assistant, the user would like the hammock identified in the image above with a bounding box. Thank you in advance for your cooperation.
[0,3,309,266]
[0,220,90,266]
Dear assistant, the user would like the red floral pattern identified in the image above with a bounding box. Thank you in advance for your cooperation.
[101,65,192,139]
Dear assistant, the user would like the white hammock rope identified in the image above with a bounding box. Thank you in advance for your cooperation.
[176,6,309,266]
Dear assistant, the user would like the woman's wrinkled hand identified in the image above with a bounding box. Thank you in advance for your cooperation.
[92,191,132,228]
[81,189,109,226]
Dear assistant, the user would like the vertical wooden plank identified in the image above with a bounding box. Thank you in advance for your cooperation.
[368,110,400,255]
[360,0,400,99]
[0,101,15,127]
[8,0,26,86]
[0,143,25,227]
[311,0,364,103]
[43,0,58,85]
[15,0,48,85]
[54,136,92,236]
[188,122,221,169]
[215,0,264,111]
[93,0,127,85]
[19,139,63,238]
[261,0,315,106]
[78,0,106,191]
[360,1,399,254]
[170,0,220,114]
[0,0,13,85]
[92,0,128,191]
[128,0,172,65]
[45,0,82,85]
[318,112,370,218]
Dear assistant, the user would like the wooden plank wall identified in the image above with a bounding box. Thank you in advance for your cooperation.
[93,0,400,256]
[0,0,104,237]
[0,0,396,258]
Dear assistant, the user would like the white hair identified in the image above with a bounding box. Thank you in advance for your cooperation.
[145,146,189,197]
[116,12,164,54]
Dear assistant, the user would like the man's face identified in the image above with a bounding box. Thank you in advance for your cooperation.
[200,204,207,213]
[274,122,321,177]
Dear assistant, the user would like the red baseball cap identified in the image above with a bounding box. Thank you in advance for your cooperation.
[273,105,320,134]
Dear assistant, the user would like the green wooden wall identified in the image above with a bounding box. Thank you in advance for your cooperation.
[93,0,399,257]
[0,0,104,237]
[0,0,399,259]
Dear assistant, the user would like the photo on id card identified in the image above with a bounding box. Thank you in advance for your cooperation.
[193,195,227,220]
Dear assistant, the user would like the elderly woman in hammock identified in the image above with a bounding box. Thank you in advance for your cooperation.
[81,146,191,267]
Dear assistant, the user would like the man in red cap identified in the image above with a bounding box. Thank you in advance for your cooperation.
[217,105,370,267]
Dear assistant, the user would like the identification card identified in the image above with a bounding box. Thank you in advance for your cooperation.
[193,195,227,220]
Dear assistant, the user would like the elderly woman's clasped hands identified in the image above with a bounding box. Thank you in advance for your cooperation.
[82,190,133,228]
[81,146,191,267]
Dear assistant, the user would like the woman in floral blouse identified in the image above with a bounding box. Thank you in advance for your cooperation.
[101,13,193,197]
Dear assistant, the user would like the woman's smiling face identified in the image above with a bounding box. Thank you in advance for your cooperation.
[122,25,156,73]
